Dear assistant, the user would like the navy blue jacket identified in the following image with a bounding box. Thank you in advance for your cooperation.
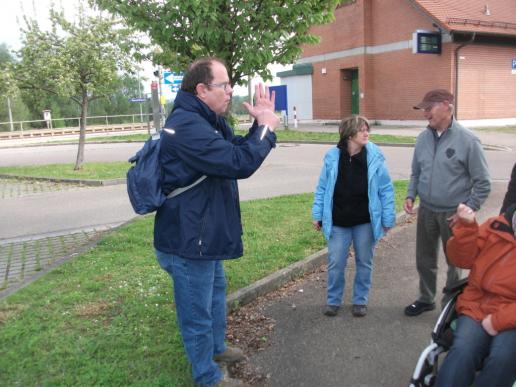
[154,90,276,260]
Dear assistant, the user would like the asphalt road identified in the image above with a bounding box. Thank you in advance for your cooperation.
[0,132,514,241]
[0,143,416,241]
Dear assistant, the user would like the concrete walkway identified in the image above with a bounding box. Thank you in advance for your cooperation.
[243,181,508,387]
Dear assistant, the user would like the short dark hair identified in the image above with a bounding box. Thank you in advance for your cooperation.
[181,57,226,94]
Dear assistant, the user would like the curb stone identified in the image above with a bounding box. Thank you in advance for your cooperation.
[226,210,414,312]
[0,173,126,186]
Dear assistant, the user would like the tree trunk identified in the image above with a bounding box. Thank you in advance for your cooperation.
[74,91,89,170]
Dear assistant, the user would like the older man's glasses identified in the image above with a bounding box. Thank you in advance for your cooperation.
[207,82,232,92]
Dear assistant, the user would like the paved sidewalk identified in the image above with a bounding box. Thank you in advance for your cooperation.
[0,224,122,299]
[242,181,507,387]
[0,177,90,199]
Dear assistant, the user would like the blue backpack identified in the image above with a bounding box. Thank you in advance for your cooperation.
[127,130,206,215]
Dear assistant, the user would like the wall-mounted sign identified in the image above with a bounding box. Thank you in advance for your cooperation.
[412,31,441,54]
[512,59,516,74]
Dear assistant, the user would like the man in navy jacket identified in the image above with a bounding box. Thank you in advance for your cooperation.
[154,57,279,386]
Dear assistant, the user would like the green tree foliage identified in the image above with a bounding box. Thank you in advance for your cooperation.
[0,43,31,130]
[94,0,340,87]
[88,74,148,124]
[11,2,144,169]
[230,95,251,116]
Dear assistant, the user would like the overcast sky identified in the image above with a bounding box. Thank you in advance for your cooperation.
[0,0,73,50]
[1,0,288,97]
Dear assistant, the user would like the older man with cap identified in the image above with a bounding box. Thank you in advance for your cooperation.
[403,89,491,316]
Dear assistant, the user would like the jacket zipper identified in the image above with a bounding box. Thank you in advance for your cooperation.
[198,214,206,256]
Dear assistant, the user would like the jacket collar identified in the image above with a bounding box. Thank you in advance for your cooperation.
[173,90,218,126]
[427,116,457,136]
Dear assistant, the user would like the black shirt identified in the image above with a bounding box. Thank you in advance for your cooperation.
[332,147,370,227]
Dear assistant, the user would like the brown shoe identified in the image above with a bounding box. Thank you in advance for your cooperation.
[352,304,367,317]
[215,374,247,386]
[213,346,246,363]
[214,366,248,386]
[323,305,339,317]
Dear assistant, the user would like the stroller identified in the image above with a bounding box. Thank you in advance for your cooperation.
[409,278,469,387]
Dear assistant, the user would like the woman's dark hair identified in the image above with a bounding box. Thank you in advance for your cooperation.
[337,115,370,148]
[180,57,226,94]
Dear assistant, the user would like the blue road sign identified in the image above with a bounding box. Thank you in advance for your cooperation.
[129,97,148,103]
[512,59,516,69]
[269,85,288,112]
[164,71,184,85]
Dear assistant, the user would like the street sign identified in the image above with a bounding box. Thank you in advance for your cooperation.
[129,97,148,103]
[164,71,184,85]
[171,84,180,93]
[269,85,288,112]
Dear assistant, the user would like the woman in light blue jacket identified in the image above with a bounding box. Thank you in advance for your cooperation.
[312,115,395,317]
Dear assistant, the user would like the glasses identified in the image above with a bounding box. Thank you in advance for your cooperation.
[207,82,232,92]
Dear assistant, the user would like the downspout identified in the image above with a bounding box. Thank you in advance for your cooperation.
[454,32,476,119]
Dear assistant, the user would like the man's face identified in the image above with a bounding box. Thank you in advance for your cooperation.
[422,101,452,131]
[197,61,233,115]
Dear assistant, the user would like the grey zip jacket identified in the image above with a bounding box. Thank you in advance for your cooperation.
[407,119,490,212]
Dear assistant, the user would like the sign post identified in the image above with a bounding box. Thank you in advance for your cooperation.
[151,81,161,132]
[43,110,52,130]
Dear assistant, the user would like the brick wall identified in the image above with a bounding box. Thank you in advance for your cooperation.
[302,0,516,121]
[311,43,455,120]
[457,44,516,119]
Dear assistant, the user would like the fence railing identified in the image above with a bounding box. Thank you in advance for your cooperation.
[0,113,156,133]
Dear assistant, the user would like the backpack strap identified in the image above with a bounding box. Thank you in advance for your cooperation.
[167,175,207,199]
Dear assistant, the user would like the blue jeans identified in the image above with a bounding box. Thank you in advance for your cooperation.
[435,315,516,387]
[326,223,375,306]
[156,250,227,386]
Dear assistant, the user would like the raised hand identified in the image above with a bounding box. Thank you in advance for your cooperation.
[242,83,279,129]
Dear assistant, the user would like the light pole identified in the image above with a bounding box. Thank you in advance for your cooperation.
[6,96,14,132]
[137,72,144,123]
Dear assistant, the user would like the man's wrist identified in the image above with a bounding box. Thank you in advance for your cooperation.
[259,124,270,140]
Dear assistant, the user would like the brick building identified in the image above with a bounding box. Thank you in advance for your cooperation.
[278,0,516,124]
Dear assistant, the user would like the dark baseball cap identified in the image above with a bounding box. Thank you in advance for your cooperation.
[413,89,454,110]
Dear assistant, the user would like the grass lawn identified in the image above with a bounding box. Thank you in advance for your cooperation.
[0,162,130,181]
[40,129,416,146]
[473,125,516,134]
[0,182,408,386]
[0,133,413,181]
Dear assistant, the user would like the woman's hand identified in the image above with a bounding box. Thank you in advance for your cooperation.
[481,314,498,336]
[456,203,476,223]
[312,220,321,231]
